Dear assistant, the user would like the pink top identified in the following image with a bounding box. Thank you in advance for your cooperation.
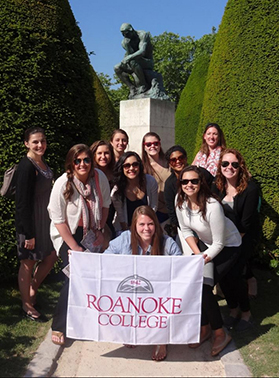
[192,147,222,177]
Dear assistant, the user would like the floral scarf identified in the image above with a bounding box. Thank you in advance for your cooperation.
[73,171,102,235]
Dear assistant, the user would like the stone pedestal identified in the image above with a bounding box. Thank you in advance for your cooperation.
[120,98,175,156]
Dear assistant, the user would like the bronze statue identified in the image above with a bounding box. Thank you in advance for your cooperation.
[114,23,169,100]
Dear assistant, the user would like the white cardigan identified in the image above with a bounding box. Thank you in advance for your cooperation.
[47,170,111,254]
[111,174,158,233]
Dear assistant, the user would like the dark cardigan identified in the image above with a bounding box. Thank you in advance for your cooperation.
[211,179,260,238]
[15,156,37,239]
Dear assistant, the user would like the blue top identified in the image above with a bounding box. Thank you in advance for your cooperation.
[103,230,182,256]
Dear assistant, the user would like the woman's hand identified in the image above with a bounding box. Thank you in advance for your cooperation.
[203,254,212,264]
[68,245,84,256]
[24,238,35,250]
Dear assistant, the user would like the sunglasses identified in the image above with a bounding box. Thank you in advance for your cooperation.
[169,155,185,164]
[123,162,140,170]
[73,157,91,165]
[180,178,200,185]
[221,161,240,169]
[143,141,161,148]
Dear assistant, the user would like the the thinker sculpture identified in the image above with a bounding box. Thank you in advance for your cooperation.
[114,23,169,100]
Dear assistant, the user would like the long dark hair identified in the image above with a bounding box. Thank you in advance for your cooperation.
[141,132,167,177]
[113,151,146,202]
[64,144,94,201]
[130,206,164,255]
[215,148,250,194]
[24,126,46,142]
[176,165,218,220]
[200,123,226,156]
[90,140,115,171]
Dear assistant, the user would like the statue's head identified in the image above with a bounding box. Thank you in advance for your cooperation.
[120,23,134,38]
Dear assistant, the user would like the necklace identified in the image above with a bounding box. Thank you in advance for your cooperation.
[27,157,53,179]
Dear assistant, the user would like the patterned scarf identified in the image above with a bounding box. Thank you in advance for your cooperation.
[73,171,102,235]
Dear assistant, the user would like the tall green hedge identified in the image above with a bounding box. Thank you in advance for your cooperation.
[198,0,279,268]
[0,0,100,281]
[91,67,119,141]
[175,53,211,163]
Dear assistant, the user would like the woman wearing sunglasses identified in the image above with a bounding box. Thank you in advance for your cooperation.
[47,144,111,345]
[104,205,182,361]
[192,123,226,176]
[111,151,158,236]
[164,146,213,240]
[176,165,242,356]
[141,132,170,225]
[212,149,260,331]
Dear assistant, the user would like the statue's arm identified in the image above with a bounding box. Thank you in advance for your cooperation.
[123,32,150,62]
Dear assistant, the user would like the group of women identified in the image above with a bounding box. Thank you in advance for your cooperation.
[14,122,260,362]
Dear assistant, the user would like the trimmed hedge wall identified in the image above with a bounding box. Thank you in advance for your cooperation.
[175,53,211,163]
[0,0,100,281]
[91,67,119,141]
[198,0,279,268]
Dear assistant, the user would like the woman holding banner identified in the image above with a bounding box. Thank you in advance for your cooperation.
[104,205,182,361]
[176,165,242,356]
[48,144,111,345]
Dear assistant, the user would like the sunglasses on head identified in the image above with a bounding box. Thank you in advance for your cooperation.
[143,141,160,148]
[123,161,140,170]
[169,155,185,164]
[180,178,200,185]
[221,161,240,169]
[73,157,91,165]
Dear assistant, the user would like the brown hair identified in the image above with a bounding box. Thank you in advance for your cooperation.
[130,206,164,255]
[176,165,218,220]
[200,123,226,156]
[141,132,167,177]
[64,144,94,201]
[215,148,250,194]
[110,129,129,143]
[90,140,115,171]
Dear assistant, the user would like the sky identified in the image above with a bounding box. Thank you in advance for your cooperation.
[68,0,228,80]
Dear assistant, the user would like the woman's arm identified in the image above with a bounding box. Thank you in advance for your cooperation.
[111,186,126,224]
[237,181,260,234]
[186,236,200,255]
[146,174,158,212]
[55,223,83,252]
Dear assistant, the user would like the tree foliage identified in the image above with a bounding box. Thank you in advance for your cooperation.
[0,0,99,280]
[152,32,195,106]
[198,0,279,270]
[97,73,129,116]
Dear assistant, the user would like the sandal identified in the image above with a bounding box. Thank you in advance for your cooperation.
[152,345,167,361]
[51,331,65,346]
[189,329,211,349]
[211,332,232,357]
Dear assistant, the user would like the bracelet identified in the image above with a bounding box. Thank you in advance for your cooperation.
[98,228,104,233]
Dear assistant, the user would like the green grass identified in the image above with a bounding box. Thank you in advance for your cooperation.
[0,267,278,377]
[0,273,63,377]
[218,267,279,377]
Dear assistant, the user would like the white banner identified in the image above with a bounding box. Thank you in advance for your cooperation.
[67,252,204,345]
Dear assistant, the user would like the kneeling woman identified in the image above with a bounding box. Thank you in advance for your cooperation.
[176,166,242,356]
[104,205,182,361]
[48,144,111,345]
